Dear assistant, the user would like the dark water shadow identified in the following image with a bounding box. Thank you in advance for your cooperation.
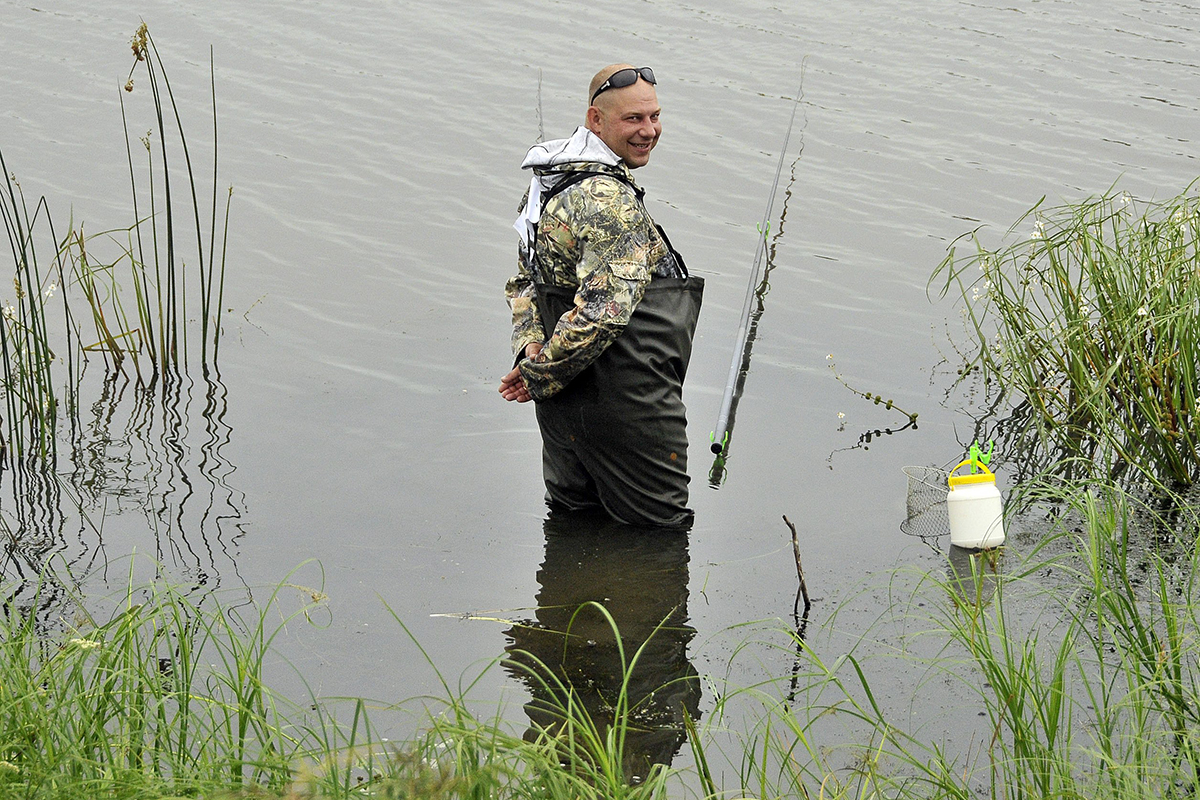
[503,509,701,784]
[1,363,245,621]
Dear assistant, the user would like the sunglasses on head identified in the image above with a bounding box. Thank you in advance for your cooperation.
[590,67,656,105]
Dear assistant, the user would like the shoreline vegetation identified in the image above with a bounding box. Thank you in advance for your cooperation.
[4,479,1200,799]
[6,25,1200,800]
[933,183,1200,493]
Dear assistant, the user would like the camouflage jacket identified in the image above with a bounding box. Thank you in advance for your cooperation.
[506,160,684,401]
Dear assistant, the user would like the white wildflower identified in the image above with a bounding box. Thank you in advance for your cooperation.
[1137,306,1149,316]
[837,412,845,419]
[1121,191,1133,206]
[44,282,57,299]
[69,638,101,650]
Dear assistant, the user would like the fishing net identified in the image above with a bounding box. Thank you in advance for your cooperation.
[901,465,951,538]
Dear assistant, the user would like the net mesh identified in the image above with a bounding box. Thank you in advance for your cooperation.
[901,465,950,538]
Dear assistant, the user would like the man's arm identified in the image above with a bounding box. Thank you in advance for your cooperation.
[505,238,546,366]
[517,177,651,401]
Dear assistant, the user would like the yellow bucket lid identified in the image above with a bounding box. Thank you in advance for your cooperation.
[948,459,996,488]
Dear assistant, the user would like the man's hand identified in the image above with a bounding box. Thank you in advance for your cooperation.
[499,366,531,402]
[499,343,543,403]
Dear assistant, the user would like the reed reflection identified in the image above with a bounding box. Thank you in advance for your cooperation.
[2,366,244,617]
[504,510,701,784]
[946,544,1000,607]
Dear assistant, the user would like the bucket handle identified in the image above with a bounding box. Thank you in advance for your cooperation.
[948,459,995,487]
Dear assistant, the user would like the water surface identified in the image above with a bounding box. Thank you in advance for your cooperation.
[2,0,1198,758]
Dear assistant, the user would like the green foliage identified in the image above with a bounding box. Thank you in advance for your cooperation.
[933,183,1200,489]
[0,561,336,799]
[0,164,65,462]
[0,23,232,464]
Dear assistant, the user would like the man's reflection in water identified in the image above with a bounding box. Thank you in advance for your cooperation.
[504,509,702,783]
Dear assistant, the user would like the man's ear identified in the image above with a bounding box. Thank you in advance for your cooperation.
[585,105,603,134]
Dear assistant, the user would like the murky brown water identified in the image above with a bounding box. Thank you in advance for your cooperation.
[3,0,1198,762]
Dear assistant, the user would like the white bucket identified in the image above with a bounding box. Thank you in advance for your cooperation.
[946,460,1005,550]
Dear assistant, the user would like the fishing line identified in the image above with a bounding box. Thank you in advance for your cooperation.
[536,68,545,143]
[710,60,808,458]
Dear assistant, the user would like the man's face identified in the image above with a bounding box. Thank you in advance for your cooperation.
[587,80,661,169]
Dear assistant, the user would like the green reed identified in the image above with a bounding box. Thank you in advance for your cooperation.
[933,484,1200,798]
[121,21,232,377]
[667,480,1200,800]
[932,184,1200,489]
[1,24,232,463]
[382,601,685,800]
[0,161,69,463]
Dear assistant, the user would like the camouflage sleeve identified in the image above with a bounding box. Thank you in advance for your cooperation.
[518,177,651,401]
[505,237,545,365]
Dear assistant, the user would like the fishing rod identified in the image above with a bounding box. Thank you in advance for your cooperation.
[710,65,806,456]
[708,154,801,486]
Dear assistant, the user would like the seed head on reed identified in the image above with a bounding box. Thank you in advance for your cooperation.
[130,22,148,62]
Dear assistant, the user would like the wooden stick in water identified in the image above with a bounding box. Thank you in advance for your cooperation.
[783,514,811,616]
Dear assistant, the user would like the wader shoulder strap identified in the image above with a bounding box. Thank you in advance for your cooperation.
[538,170,644,213]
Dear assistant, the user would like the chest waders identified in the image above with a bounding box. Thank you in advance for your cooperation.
[531,172,704,527]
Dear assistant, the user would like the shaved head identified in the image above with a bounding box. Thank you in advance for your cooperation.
[588,63,636,110]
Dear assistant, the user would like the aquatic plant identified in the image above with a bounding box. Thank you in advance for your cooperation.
[923,484,1200,798]
[0,23,231,463]
[0,163,68,463]
[121,22,232,375]
[933,183,1200,491]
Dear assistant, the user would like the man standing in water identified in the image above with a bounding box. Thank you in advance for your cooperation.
[499,64,704,527]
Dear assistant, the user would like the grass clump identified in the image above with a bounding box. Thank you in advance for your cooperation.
[698,482,1200,799]
[932,183,1200,489]
[0,564,699,800]
[0,562,342,799]
[929,485,1200,798]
